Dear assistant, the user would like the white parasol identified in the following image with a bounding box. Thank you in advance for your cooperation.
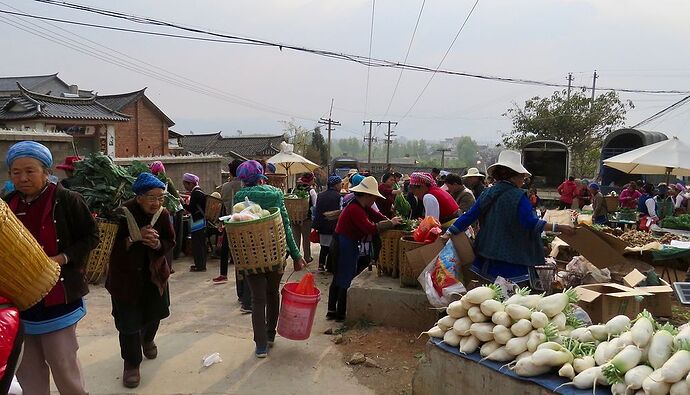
[267,141,319,175]
[603,137,690,181]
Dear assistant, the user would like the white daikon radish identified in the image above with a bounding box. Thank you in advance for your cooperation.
[610,382,628,395]
[557,366,601,390]
[631,310,655,348]
[446,300,468,319]
[648,324,676,370]
[484,346,514,362]
[505,335,530,356]
[459,335,481,354]
[511,319,533,337]
[519,293,544,309]
[573,356,595,374]
[594,341,610,366]
[469,322,495,342]
[587,324,609,341]
[675,325,690,348]
[537,341,566,352]
[605,315,631,336]
[602,345,643,385]
[515,350,532,361]
[624,365,653,391]
[526,330,545,353]
[559,363,575,380]
[452,317,473,337]
[511,357,551,377]
[493,325,513,345]
[603,337,627,363]
[649,340,690,383]
[464,284,501,305]
[531,348,573,367]
[479,299,504,317]
[480,341,501,357]
[504,287,530,305]
[568,327,589,342]
[505,304,532,321]
[670,380,690,395]
[551,312,567,331]
[619,330,634,346]
[420,325,444,338]
[468,306,489,323]
[536,288,578,317]
[530,311,549,329]
[491,311,512,327]
[443,330,462,347]
[642,375,671,395]
[460,295,475,310]
[437,315,457,332]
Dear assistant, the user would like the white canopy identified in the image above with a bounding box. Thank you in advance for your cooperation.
[603,137,690,177]
[267,141,319,175]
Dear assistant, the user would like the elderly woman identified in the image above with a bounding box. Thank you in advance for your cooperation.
[233,160,306,358]
[313,175,343,272]
[4,141,98,395]
[446,150,574,286]
[589,183,607,225]
[327,176,401,321]
[181,173,207,272]
[106,173,175,388]
[291,172,318,263]
[409,172,460,227]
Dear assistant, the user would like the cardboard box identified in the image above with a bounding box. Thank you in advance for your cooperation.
[557,225,629,269]
[623,269,674,317]
[575,283,652,323]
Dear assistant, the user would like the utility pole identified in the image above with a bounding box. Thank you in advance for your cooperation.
[437,148,451,168]
[590,70,598,111]
[363,120,398,171]
[363,120,377,170]
[566,72,573,100]
[383,121,398,170]
[318,99,340,175]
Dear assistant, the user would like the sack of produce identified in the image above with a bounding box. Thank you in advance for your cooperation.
[418,240,466,307]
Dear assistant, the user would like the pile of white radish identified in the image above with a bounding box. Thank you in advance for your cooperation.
[421,284,690,395]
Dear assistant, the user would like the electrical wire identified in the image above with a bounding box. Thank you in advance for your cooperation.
[631,94,690,128]
[363,0,376,119]
[24,1,689,95]
[384,0,425,116]
[397,0,480,121]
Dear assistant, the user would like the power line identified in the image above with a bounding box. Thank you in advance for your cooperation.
[24,1,689,95]
[363,0,376,119]
[384,0,425,116]
[397,0,481,122]
[632,94,690,128]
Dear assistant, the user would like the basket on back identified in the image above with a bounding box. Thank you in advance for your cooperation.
[85,218,118,284]
[225,207,287,275]
[205,194,224,227]
[284,197,309,223]
[0,198,60,310]
[377,229,407,277]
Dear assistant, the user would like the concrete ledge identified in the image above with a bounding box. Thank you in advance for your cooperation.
[347,269,436,332]
[412,342,554,395]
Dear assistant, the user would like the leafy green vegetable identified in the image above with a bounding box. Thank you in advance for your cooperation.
[394,192,411,218]
[70,153,135,220]
[128,160,182,213]
[660,214,690,230]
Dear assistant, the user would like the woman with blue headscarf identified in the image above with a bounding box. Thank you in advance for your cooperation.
[106,172,175,388]
[4,141,98,395]
[234,160,306,358]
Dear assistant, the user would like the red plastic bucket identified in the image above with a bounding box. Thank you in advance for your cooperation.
[277,282,321,340]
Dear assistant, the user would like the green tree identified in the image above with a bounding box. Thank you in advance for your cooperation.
[305,127,328,165]
[336,137,364,157]
[503,89,633,177]
[455,136,479,167]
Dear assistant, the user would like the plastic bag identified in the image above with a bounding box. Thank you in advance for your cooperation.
[309,229,320,243]
[418,240,466,307]
[566,256,611,283]
[295,273,317,296]
[228,197,263,222]
[412,216,442,243]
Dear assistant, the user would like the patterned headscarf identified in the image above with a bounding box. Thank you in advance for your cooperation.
[409,172,434,186]
[183,173,199,185]
[6,141,53,168]
[328,175,342,188]
[133,172,166,195]
[236,160,267,186]
[149,161,166,175]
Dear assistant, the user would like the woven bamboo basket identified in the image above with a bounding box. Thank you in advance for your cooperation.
[205,194,224,227]
[0,198,60,310]
[266,173,287,191]
[398,236,427,287]
[377,229,407,277]
[85,218,119,284]
[284,197,309,223]
[225,207,287,275]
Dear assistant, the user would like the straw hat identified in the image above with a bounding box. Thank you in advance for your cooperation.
[349,176,384,198]
[461,167,485,179]
[487,150,531,177]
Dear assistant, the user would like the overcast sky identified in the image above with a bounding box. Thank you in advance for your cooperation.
[3,0,690,144]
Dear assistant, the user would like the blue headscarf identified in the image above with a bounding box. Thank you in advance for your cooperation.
[350,174,365,187]
[2,180,14,194]
[328,175,342,188]
[133,172,166,195]
[5,141,53,168]
[588,182,600,191]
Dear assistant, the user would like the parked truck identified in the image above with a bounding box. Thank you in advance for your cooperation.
[521,140,570,202]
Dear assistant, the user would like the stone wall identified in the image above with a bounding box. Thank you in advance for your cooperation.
[114,155,224,193]
[0,130,74,181]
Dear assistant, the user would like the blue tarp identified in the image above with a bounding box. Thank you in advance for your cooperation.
[430,338,611,395]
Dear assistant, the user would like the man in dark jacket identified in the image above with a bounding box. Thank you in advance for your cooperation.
[182,173,207,272]
[313,175,343,272]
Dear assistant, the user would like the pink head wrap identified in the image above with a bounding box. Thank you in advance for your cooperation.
[409,172,434,186]
[149,161,166,175]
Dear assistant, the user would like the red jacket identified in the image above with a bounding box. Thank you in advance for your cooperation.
[335,200,387,241]
[557,180,577,205]
[427,186,459,221]
[0,296,20,383]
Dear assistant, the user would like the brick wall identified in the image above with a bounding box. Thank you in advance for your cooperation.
[115,99,169,157]
[0,131,74,183]
[114,155,224,193]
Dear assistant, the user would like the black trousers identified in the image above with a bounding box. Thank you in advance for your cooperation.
[220,231,230,276]
[246,271,282,348]
[319,245,330,270]
[191,230,207,269]
[327,281,347,319]
[119,321,160,367]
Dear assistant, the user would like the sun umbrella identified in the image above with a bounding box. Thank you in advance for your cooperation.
[603,137,690,180]
[267,141,319,175]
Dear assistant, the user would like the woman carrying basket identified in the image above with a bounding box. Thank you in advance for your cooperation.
[233,161,306,358]
[106,173,175,388]
[4,141,99,395]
